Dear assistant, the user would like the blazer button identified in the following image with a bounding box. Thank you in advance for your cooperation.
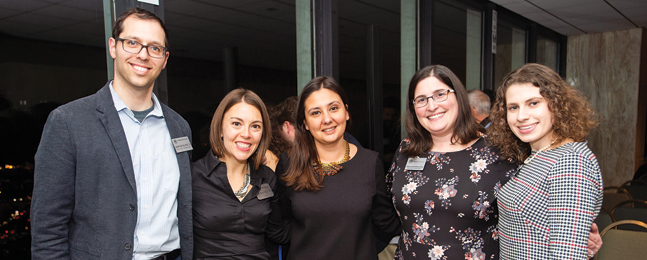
[124,243,132,250]
[129,204,135,211]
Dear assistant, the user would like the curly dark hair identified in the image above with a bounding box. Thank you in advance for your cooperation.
[268,96,298,156]
[487,63,600,164]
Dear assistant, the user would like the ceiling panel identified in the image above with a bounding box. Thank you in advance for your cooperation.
[520,11,567,28]
[0,20,45,36]
[61,0,104,11]
[4,13,77,35]
[187,0,265,9]
[492,0,646,35]
[0,0,50,12]
[235,0,294,19]
[0,8,23,20]
[492,1,537,15]
[605,0,647,9]
[38,0,69,3]
[547,2,614,18]
[31,4,101,21]
[524,0,595,10]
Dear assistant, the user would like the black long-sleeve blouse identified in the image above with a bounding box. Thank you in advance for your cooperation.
[285,147,401,260]
[192,151,290,259]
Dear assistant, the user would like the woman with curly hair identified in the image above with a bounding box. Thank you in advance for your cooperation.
[488,63,603,259]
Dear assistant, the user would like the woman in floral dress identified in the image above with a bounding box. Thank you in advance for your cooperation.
[388,65,516,260]
[388,65,601,260]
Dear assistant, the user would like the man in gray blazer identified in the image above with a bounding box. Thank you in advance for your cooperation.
[31,8,192,260]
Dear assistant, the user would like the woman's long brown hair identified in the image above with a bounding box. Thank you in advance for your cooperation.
[282,76,350,191]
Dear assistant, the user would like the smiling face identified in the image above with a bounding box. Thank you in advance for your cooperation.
[109,15,168,92]
[505,83,555,150]
[413,76,458,139]
[303,88,350,147]
[221,102,264,164]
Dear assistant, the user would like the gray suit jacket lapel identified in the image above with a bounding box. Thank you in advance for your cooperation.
[95,83,138,193]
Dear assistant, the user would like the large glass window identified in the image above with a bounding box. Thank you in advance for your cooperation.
[338,0,401,155]
[537,35,558,71]
[163,0,298,160]
[433,0,482,90]
[494,20,526,91]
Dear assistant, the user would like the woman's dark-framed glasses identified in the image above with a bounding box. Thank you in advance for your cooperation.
[412,89,455,107]
[116,38,168,58]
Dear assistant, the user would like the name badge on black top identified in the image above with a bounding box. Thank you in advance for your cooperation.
[257,183,274,200]
[404,157,426,171]
[171,136,193,153]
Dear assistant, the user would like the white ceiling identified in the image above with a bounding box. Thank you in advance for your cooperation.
[491,0,647,36]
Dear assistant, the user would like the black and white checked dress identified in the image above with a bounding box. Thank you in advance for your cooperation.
[497,141,603,259]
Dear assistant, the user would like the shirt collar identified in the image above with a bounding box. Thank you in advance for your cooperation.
[109,81,164,118]
[203,150,263,183]
[203,149,225,177]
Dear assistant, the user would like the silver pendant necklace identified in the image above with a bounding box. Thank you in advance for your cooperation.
[234,163,250,199]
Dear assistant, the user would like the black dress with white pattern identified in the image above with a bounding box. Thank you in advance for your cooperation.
[388,137,516,260]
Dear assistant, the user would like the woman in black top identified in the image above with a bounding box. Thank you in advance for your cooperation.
[192,89,289,259]
[282,77,401,260]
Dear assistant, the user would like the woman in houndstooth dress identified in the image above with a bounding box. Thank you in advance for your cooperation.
[488,63,603,259]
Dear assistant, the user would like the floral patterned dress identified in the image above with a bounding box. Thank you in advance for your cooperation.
[388,137,516,260]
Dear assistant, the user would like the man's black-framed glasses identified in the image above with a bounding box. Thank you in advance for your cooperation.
[116,38,168,58]
[412,89,455,107]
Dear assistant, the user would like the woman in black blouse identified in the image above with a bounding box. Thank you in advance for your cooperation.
[282,76,401,260]
[192,89,289,259]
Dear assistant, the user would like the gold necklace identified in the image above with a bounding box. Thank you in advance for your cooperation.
[524,138,558,164]
[313,140,350,176]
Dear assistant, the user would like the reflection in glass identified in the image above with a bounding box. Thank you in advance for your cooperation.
[494,21,526,91]
[537,36,558,71]
[433,0,482,90]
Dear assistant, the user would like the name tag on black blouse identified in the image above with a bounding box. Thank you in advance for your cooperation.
[257,183,274,200]
[405,157,426,171]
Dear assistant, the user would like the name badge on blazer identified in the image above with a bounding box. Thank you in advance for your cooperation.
[171,136,193,153]
[257,183,274,200]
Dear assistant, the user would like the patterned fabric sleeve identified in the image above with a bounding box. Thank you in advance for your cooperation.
[547,152,603,259]
[385,139,406,198]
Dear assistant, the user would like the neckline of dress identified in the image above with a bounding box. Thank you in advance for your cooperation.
[428,136,482,154]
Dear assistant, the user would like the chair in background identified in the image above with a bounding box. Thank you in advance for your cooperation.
[620,180,647,202]
[594,220,647,260]
[611,200,647,231]
[639,173,647,181]
[594,207,616,232]
[602,186,632,211]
